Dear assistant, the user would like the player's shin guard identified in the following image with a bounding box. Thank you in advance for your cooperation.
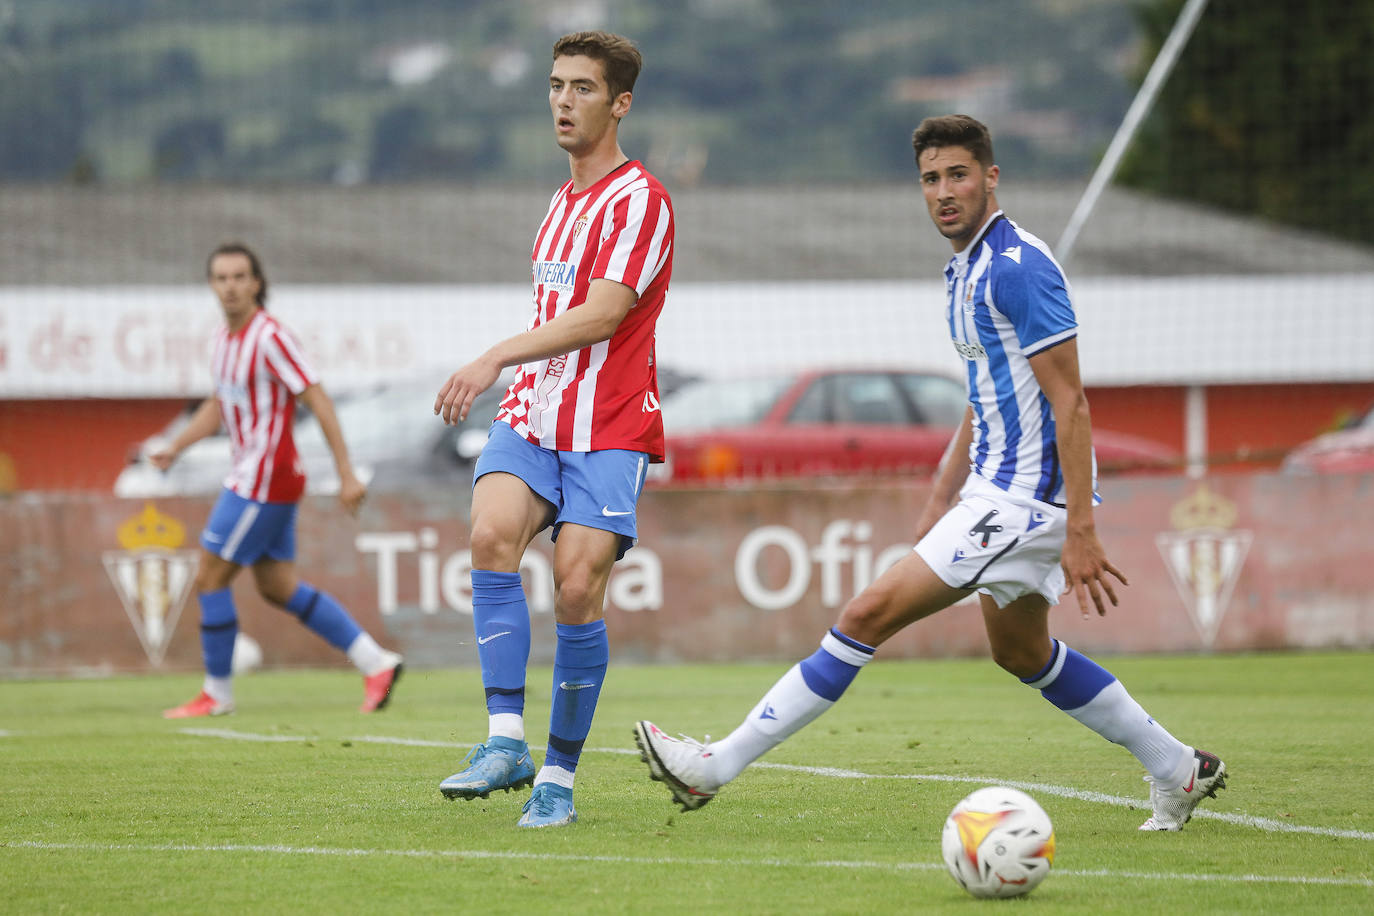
[544,619,609,776]
[198,588,238,679]
[285,583,363,651]
[1023,638,1189,784]
[712,628,875,783]
[471,569,532,723]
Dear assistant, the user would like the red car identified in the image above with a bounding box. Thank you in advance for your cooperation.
[649,368,1178,485]
[1282,406,1374,474]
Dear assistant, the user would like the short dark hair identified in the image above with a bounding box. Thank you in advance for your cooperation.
[206,242,268,308]
[552,30,643,99]
[912,115,995,169]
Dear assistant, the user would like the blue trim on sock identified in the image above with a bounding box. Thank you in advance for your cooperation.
[198,588,237,678]
[471,569,531,716]
[1039,645,1117,711]
[545,619,608,773]
[1020,638,1063,684]
[798,644,862,702]
[547,733,584,762]
[828,627,876,655]
[285,583,362,651]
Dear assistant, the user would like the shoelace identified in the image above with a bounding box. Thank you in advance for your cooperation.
[457,743,489,769]
[525,786,562,816]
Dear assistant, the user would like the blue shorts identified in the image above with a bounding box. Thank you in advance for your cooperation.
[200,488,297,566]
[474,422,649,560]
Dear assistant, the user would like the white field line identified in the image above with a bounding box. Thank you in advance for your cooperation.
[178,728,1374,843]
[6,839,1372,889]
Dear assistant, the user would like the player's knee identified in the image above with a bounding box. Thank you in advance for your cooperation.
[988,640,1048,679]
[193,567,219,593]
[256,581,294,607]
[553,572,607,620]
[469,518,523,570]
[835,592,890,646]
[194,560,234,594]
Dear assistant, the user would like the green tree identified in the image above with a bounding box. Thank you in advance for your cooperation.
[1120,0,1374,244]
[153,116,226,179]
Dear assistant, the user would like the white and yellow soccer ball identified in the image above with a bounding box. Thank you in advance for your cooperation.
[941,786,1055,899]
[231,632,263,674]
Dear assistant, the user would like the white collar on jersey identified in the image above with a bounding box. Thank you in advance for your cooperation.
[949,209,1006,277]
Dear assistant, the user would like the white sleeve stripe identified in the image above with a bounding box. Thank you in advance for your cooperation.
[646,241,672,293]
[603,187,649,283]
[263,343,308,393]
[270,328,318,387]
[637,198,673,292]
[612,192,670,295]
[1022,327,1078,357]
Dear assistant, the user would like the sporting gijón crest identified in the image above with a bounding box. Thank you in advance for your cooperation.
[1155,484,1252,648]
[102,503,198,666]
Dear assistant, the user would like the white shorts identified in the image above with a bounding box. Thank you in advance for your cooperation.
[914,474,1066,609]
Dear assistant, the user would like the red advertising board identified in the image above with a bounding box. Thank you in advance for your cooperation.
[3,473,1372,676]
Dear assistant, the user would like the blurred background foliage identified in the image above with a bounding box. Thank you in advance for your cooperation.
[0,0,1370,242]
[1119,0,1374,244]
[0,0,1137,186]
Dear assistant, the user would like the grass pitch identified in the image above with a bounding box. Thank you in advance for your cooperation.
[3,652,1372,913]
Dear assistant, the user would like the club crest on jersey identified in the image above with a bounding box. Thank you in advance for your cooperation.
[534,259,577,294]
[102,503,198,667]
[572,215,589,239]
[216,380,250,409]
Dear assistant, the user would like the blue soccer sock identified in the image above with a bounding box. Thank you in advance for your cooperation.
[1022,639,1189,783]
[710,628,875,785]
[472,569,532,733]
[543,619,609,778]
[284,583,362,651]
[198,588,238,680]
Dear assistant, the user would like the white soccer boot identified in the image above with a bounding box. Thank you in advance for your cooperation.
[1139,748,1228,831]
[634,720,722,811]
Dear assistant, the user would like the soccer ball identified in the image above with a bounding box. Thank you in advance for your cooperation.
[231,632,263,674]
[941,786,1055,899]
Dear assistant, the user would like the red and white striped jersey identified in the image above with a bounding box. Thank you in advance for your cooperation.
[495,160,674,460]
[210,309,319,503]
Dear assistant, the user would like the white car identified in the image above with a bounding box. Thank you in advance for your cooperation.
[114,378,502,498]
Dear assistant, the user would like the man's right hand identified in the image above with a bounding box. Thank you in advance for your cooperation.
[435,355,502,425]
[147,446,178,471]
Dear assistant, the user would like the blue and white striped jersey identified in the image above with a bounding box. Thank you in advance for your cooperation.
[944,210,1098,506]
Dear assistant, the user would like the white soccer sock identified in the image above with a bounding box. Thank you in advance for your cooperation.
[708,664,835,785]
[1063,680,1191,784]
[203,675,233,704]
[346,633,398,676]
[534,765,574,789]
[489,713,525,742]
[1160,745,1197,790]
